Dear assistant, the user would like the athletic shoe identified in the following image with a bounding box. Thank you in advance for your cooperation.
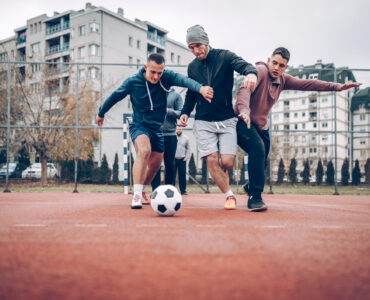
[247,195,267,212]
[224,195,236,210]
[141,192,150,205]
[131,193,142,209]
[243,183,250,195]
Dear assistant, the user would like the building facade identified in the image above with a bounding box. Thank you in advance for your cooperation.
[0,3,194,180]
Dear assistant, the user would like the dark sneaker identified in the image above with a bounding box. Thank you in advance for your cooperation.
[247,195,267,212]
[243,183,250,196]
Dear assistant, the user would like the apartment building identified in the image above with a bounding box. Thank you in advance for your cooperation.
[351,87,370,172]
[270,59,361,180]
[0,3,194,179]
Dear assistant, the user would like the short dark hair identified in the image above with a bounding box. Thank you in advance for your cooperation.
[148,53,165,65]
[272,47,290,62]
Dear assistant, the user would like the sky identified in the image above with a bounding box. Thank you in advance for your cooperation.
[1,0,370,86]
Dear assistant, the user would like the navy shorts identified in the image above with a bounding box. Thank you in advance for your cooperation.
[129,123,164,153]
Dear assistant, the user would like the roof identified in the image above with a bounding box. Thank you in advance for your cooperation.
[351,87,370,111]
[287,61,357,84]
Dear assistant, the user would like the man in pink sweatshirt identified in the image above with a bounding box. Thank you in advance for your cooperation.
[235,47,361,212]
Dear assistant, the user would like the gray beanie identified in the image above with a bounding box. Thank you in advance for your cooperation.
[186,25,209,46]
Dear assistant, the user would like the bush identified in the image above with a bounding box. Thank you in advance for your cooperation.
[277,158,285,185]
[188,153,197,183]
[341,158,349,186]
[326,160,335,185]
[99,154,111,184]
[301,160,310,185]
[365,158,370,185]
[201,158,208,184]
[352,159,361,185]
[112,153,119,184]
[288,158,297,184]
[316,159,323,186]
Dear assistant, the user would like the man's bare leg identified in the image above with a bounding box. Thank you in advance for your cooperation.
[144,151,164,185]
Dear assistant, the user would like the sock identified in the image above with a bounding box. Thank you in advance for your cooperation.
[134,184,143,195]
[225,190,234,198]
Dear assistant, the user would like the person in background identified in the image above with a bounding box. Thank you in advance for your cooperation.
[174,126,192,195]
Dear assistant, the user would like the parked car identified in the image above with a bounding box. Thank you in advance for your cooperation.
[22,163,58,179]
[0,163,24,178]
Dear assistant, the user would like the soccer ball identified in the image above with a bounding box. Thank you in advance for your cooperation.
[150,185,182,216]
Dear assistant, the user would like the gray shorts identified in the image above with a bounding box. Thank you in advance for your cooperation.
[193,117,238,158]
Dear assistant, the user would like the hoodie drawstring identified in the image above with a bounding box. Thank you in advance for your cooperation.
[145,80,170,111]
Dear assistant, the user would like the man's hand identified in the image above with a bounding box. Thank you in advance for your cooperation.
[179,114,188,127]
[238,112,250,129]
[96,116,104,126]
[338,83,362,91]
[199,86,213,103]
[183,158,188,162]
[243,74,258,90]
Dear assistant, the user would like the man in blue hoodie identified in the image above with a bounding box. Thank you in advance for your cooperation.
[97,53,213,209]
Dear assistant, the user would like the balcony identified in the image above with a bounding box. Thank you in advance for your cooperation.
[45,43,70,56]
[147,31,166,46]
[17,36,26,45]
[309,103,317,110]
[46,21,70,35]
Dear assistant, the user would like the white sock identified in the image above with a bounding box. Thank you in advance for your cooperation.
[225,190,234,198]
[134,184,143,195]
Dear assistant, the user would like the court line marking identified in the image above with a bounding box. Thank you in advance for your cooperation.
[14,224,46,227]
[75,224,107,228]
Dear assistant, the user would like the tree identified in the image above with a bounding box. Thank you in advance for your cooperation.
[201,158,208,184]
[365,158,370,185]
[99,154,111,184]
[316,159,323,186]
[341,158,349,186]
[277,158,285,185]
[188,153,197,183]
[301,160,310,185]
[7,62,97,185]
[288,158,297,184]
[112,153,119,184]
[265,158,271,184]
[352,159,361,185]
[326,160,335,185]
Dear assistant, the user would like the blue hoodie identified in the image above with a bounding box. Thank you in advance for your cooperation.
[98,67,202,130]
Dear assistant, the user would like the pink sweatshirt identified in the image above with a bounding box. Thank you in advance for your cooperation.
[234,62,341,130]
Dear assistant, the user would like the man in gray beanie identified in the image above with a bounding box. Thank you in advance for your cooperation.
[180,25,258,210]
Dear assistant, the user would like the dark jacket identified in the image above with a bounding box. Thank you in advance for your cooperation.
[98,67,201,130]
[181,48,257,122]
[161,89,183,136]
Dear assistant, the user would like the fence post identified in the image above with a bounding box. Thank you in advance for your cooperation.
[244,152,249,186]
[333,67,339,195]
[73,64,79,193]
[3,62,11,193]
[268,112,274,194]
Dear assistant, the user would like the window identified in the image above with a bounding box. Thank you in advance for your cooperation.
[313,123,317,128]
[89,44,99,56]
[137,40,141,49]
[284,125,289,130]
[78,47,85,58]
[311,135,316,141]
[31,82,40,92]
[322,135,328,141]
[294,136,298,142]
[302,123,306,129]
[273,114,278,120]
[309,73,318,79]
[302,136,306,142]
[273,125,279,130]
[322,97,328,103]
[89,68,98,79]
[302,148,306,154]
[0,52,8,62]
[294,113,298,118]
[302,99,306,105]
[129,56,133,67]
[302,112,306,117]
[128,36,133,47]
[360,114,366,121]
[360,140,366,145]
[284,113,289,118]
[90,22,100,33]
[171,52,174,63]
[31,42,40,54]
[323,147,328,153]
[177,55,181,65]
[79,25,85,36]
[322,122,328,128]
[294,124,298,130]
[31,63,40,73]
[30,24,33,34]
[79,69,86,80]
[136,59,141,69]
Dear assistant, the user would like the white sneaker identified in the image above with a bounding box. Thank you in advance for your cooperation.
[131,193,142,209]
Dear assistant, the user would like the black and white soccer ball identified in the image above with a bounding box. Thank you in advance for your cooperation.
[150,185,182,216]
